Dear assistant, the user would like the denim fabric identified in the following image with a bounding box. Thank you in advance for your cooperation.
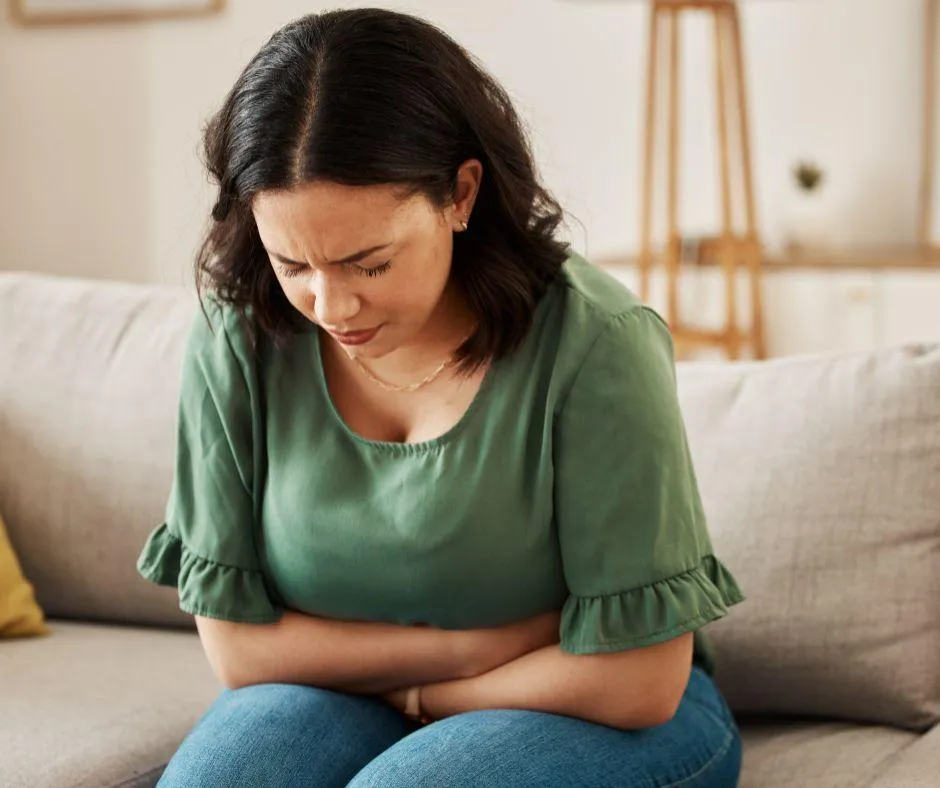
[158,666,741,787]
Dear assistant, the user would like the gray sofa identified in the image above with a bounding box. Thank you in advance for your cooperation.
[1,271,938,788]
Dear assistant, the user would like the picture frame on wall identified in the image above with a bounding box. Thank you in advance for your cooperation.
[10,0,224,26]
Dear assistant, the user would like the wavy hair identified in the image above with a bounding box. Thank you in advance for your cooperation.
[197,8,570,367]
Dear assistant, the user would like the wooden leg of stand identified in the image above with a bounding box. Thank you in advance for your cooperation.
[666,6,681,328]
[729,3,757,242]
[728,2,764,358]
[639,2,661,305]
[745,242,765,358]
[665,235,683,353]
[718,239,740,360]
[714,7,739,359]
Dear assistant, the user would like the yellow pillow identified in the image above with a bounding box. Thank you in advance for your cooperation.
[0,512,49,638]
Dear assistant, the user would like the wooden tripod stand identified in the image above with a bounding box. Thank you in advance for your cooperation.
[638,0,765,360]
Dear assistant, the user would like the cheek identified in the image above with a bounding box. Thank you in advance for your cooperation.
[278,277,309,308]
[390,266,449,318]
[400,244,452,306]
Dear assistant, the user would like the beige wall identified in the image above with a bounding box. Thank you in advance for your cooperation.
[0,0,930,287]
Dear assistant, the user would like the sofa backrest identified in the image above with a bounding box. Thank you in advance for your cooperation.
[677,344,940,731]
[3,272,939,732]
[0,273,195,630]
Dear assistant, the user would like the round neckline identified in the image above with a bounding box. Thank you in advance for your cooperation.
[312,329,499,453]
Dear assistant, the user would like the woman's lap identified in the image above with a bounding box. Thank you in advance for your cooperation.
[349,666,741,788]
[158,666,741,788]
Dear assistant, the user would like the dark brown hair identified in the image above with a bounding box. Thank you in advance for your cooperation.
[197,8,570,367]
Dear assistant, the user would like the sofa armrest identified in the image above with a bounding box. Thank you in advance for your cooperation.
[864,724,940,788]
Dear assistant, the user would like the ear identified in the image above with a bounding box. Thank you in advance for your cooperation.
[450,159,483,229]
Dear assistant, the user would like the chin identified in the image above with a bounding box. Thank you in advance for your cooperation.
[352,342,394,360]
[331,331,395,359]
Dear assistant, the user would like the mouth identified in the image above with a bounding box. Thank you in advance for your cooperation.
[327,325,382,346]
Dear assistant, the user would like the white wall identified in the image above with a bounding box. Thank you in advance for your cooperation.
[0,0,931,286]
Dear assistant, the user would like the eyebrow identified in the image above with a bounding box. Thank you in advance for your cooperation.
[266,243,391,267]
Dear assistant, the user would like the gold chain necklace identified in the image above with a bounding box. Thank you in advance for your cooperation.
[352,333,471,394]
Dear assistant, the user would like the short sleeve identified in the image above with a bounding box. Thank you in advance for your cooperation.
[137,301,283,624]
[555,307,743,655]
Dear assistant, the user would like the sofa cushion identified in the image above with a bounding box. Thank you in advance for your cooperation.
[861,723,940,788]
[0,621,218,788]
[0,273,195,629]
[738,720,917,788]
[0,511,48,638]
[677,344,940,730]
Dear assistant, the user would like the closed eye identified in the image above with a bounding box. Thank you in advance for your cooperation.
[275,260,392,279]
[353,260,392,278]
[277,262,307,279]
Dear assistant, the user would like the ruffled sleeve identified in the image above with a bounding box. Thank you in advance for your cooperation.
[137,301,283,624]
[554,307,743,660]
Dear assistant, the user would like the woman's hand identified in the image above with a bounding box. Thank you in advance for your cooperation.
[381,687,409,714]
[453,610,561,679]
[380,611,560,718]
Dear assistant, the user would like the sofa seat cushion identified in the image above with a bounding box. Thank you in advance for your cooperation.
[739,719,917,788]
[0,621,219,788]
[860,723,940,788]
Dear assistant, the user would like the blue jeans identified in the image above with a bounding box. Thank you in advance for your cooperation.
[158,665,741,787]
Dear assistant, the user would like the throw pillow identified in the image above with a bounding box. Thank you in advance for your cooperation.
[0,512,49,638]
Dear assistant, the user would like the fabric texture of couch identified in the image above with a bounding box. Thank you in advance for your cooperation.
[1,271,938,787]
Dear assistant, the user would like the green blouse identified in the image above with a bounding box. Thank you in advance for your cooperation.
[138,252,743,674]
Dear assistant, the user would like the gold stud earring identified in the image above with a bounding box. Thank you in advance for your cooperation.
[457,219,469,232]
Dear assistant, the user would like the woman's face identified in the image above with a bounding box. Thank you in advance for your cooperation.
[252,165,479,359]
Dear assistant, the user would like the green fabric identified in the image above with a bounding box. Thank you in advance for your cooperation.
[138,252,744,673]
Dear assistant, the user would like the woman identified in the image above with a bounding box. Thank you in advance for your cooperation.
[137,8,745,787]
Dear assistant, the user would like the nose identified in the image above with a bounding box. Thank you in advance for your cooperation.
[309,271,361,328]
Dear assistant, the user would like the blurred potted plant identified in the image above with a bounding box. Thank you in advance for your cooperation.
[795,161,824,193]
[783,160,831,254]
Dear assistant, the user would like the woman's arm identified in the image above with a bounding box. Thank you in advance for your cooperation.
[196,609,560,694]
[410,632,694,731]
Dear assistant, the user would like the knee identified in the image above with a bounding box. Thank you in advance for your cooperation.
[214,682,347,720]
[348,710,535,788]
[158,685,321,786]
[159,684,410,787]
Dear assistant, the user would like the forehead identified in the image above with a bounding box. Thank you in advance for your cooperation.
[252,181,423,243]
